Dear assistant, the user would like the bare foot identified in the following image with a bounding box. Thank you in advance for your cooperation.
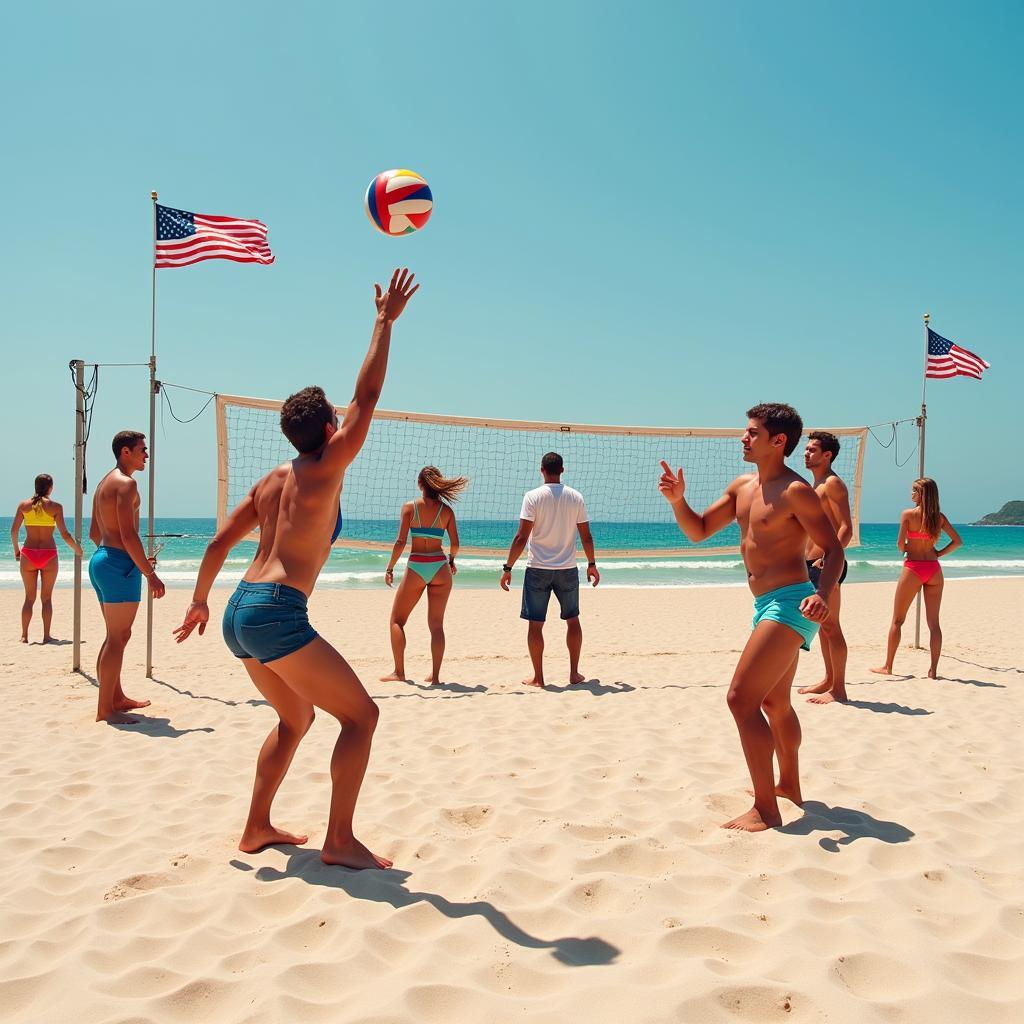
[115,697,152,711]
[98,711,140,725]
[721,806,781,832]
[379,671,406,682]
[521,677,545,688]
[20,636,28,643]
[569,672,586,685]
[798,679,831,695]
[320,837,394,870]
[807,690,846,705]
[747,785,802,805]
[424,674,444,686]
[869,666,894,676]
[927,668,939,679]
[239,826,309,853]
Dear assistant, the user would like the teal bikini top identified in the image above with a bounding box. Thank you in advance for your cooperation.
[410,502,445,541]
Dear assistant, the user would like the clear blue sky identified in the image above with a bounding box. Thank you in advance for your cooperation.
[3,2,1019,523]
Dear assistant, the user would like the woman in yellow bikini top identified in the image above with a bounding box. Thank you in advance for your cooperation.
[11,473,82,643]
[381,466,469,685]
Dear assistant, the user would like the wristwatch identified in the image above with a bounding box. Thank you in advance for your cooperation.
[502,563,513,573]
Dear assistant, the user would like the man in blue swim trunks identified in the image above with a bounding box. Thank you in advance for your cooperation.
[173,268,418,870]
[659,403,844,832]
[89,430,166,724]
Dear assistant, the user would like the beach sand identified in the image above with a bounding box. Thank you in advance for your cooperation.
[1,578,1022,1023]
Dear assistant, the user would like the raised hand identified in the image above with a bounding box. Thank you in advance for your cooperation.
[374,267,419,322]
[658,460,686,505]
[172,600,209,643]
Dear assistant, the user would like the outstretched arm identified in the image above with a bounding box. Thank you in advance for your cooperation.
[659,461,739,542]
[936,515,963,558]
[322,268,419,474]
[173,491,259,641]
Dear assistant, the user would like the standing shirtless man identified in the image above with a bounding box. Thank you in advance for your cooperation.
[798,431,853,705]
[173,268,417,870]
[89,431,166,724]
[659,403,843,832]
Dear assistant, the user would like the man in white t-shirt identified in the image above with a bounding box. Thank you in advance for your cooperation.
[499,452,599,687]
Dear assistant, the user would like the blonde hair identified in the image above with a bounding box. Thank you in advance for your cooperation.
[418,466,469,504]
[913,477,941,538]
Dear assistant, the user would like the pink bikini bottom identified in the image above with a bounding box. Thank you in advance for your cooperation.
[21,548,58,570]
[905,559,941,584]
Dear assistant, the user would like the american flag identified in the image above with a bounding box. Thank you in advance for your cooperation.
[155,204,274,269]
[926,328,990,380]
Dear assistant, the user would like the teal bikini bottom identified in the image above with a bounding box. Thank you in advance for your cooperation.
[407,552,448,584]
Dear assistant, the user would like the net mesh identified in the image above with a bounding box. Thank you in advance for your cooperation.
[217,396,867,557]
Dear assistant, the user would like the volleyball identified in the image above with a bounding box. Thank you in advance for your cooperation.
[364,169,433,236]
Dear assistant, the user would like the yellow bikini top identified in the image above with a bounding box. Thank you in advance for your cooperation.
[23,503,56,527]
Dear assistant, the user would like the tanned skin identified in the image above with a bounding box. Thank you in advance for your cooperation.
[90,439,165,724]
[659,417,843,831]
[12,485,82,642]
[870,483,962,679]
[500,464,600,688]
[173,269,417,870]
[798,438,853,704]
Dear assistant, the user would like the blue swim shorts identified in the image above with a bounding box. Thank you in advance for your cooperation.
[521,567,581,622]
[751,581,819,651]
[88,546,142,604]
[222,580,319,664]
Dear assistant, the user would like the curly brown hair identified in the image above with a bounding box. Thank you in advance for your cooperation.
[280,386,335,453]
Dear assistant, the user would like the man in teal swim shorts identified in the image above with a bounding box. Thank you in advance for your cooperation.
[659,403,844,832]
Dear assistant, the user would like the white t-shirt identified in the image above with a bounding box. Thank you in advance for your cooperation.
[519,483,589,570]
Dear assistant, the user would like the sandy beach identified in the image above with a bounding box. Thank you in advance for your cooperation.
[2,577,1022,1023]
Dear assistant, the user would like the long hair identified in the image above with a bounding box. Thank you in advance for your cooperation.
[913,477,941,538]
[418,466,469,504]
[31,474,53,508]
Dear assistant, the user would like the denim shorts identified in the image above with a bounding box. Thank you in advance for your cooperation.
[521,567,580,622]
[88,546,142,604]
[222,581,319,664]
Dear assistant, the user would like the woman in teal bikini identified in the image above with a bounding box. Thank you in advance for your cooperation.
[871,477,962,679]
[381,466,468,684]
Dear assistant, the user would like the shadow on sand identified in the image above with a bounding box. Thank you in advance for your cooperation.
[781,800,914,852]
[543,678,636,695]
[845,699,932,716]
[150,675,270,708]
[231,852,619,966]
[108,715,215,738]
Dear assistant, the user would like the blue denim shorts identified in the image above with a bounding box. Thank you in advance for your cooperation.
[88,546,142,604]
[521,567,580,622]
[222,581,319,664]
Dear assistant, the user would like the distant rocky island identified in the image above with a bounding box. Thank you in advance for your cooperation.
[973,500,1024,526]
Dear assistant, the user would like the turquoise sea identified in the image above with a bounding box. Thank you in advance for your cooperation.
[3,518,1022,590]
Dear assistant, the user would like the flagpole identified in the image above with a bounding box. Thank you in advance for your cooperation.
[146,191,158,679]
[913,312,929,649]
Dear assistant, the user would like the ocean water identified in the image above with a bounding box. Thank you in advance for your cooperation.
[3,518,1022,591]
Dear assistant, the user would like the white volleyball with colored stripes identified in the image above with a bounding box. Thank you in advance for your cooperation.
[364,169,433,236]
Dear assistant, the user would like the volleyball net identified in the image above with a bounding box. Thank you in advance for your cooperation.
[216,394,867,557]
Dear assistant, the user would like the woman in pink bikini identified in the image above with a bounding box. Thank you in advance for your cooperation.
[380,467,468,684]
[11,474,82,643]
[872,477,962,678]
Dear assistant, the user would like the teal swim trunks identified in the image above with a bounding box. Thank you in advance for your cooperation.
[751,581,819,651]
